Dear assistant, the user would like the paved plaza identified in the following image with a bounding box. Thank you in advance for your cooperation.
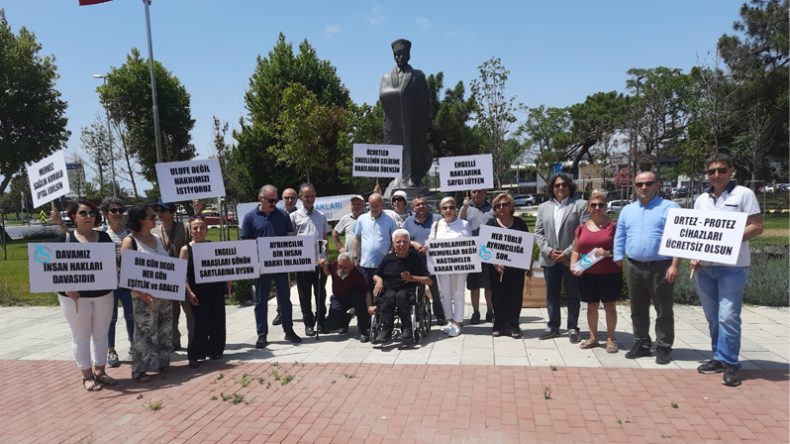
[0,288,787,443]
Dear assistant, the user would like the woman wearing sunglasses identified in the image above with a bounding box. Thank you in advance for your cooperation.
[482,193,530,338]
[56,200,117,391]
[120,205,172,382]
[428,196,471,337]
[180,217,230,368]
[570,190,622,353]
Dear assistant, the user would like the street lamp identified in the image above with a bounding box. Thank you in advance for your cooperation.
[92,74,118,198]
[142,0,163,164]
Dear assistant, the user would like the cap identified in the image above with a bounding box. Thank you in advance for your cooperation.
[351,195,365,202]
[392,190,408,200]
[153,200,177,212]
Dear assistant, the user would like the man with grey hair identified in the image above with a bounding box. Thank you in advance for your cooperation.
[241,184,302,348]
[319,252,371,342]
[353,193,398,288]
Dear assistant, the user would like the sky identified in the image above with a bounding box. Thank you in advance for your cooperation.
[3,0,746,190]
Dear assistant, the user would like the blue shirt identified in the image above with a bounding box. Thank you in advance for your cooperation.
[613,196,679,262]
[241,207,294,239]
[352,211,397,268]
[403,212,440,246]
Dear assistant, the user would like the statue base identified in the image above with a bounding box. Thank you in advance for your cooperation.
[383,178,428,201]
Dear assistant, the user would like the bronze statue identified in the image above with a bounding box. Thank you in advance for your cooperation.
[379,39,431,189]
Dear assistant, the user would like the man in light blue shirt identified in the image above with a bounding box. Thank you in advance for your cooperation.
[613,171,680,365]
[353,193,397,287]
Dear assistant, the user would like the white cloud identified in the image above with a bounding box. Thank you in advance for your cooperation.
[366,2,385,25]
[324,25,341,39]
[415,17,431,30]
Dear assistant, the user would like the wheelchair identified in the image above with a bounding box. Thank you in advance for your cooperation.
[370,284,432,345]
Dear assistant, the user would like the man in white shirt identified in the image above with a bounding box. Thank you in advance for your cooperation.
[332,195,365,255]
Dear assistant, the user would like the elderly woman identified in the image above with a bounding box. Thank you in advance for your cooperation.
[180,217,230,368]
[55,200,117,391]
[429,196,471,337]
[570,190,621,353]
[370,229,433,343]
[482,193,530,338]
[120,205,172,382]
[534,173,588,343]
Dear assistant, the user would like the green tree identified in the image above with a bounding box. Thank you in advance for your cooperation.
[471,57,519,188]
[79,115,117,195]
[0,9,69,196]
[566,92,631,175]
[519,105,571,182]
[427,73,480,158]
[97,48,196,182]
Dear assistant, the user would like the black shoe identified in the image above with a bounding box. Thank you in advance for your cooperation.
[208,354,222,360]
[272,313,282,326]
[319,324,330,334]
[375,330,392,343]
[655,346,672,365]
[485,311,494,323]
[284,329,302,343]
[625,343,651,359]
[470,311,481,325]
[722,364,742,387]
[255,336,268,349]
[107,351,121,368]
[359,334,370,343]
[305,326,316,337]
[568,328,581,344]
[698,359,725,374]
[400,328,413,341]
[188,360,200,368]
[539,328,560,340]
[435,318,447,327]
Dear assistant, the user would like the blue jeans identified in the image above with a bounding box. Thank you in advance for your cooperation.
[695,266,748,366]
[543,263,580,331]
[255,273,293,337]
[108,289,134,348]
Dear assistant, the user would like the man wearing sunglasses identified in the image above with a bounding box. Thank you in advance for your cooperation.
[241,184,302,348]
[613,171,680,365]
[692,154,762,387]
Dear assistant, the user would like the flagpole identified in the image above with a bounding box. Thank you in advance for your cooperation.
[142,0,163,164]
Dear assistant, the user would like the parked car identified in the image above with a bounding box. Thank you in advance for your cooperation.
[606,200,631,216]
[513,194,536,207]
[199,210,237,226]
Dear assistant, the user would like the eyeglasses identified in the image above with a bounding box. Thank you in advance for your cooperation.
[441,205,456,210]
[553,183,568,189]
[262,198,278,205]
[392,197,405,202]
[77,210,98,218]
[494,202,511,209]
[635,181,656,188]
[589,203,606,209]
[107,208,123,214]
[707,167,729,176]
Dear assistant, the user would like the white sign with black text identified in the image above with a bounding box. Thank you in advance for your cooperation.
[28,242,117,293]
[119,249,188,301]
[192,240,259,283]
[658,208,747,265]
[257,235,316,274]
[27,150,71,208]
[352,144,402,178]
[477,224,534,270]
[155,158,226,202]
[426,237,481,275]
[438,154,494,192]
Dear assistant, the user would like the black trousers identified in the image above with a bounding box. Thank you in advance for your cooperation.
[296,267,327,328]
[326,291,371,334]
[378,288,413,332]
[187,290,226,361]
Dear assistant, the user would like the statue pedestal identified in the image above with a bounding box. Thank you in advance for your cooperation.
[384,178,428,200]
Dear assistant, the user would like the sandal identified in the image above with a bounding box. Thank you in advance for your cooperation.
[132,372,151,383]
[492,331,501,337]
[606,339,618,354]
[94,372,117,386]
[510,331,522,339]
[82,377,102,392]
[579,339,600,349]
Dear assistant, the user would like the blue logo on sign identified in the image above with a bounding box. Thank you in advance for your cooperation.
[479,244,492,261]
[579,253,593,269]
[33,245,52,264]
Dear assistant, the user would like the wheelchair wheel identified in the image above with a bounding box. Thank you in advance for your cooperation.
[419,294,432,336]
[369,312,381,344]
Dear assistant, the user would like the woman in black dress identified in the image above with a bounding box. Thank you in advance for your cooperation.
[483,193,530,338]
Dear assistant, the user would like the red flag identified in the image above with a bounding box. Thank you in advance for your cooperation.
[79,0,112,5]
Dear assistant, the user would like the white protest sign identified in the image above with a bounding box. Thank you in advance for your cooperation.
[658,208,747,265]
[303,194,354,223]
[257,235,316,273]
[28,243,117,293]
[478,224,534,270]
[27,150,71,208]
[426,237,481,275]
[155,158,226,202]
[192,240,259,283]
[119,250,188,301]
[438,154,494,192]
[352,144,402,178]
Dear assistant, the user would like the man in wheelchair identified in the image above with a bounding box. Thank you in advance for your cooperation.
[368,229,433,343]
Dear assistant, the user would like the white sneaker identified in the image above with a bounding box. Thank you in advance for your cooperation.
[448,324,462,337]
[440,324,452,334]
